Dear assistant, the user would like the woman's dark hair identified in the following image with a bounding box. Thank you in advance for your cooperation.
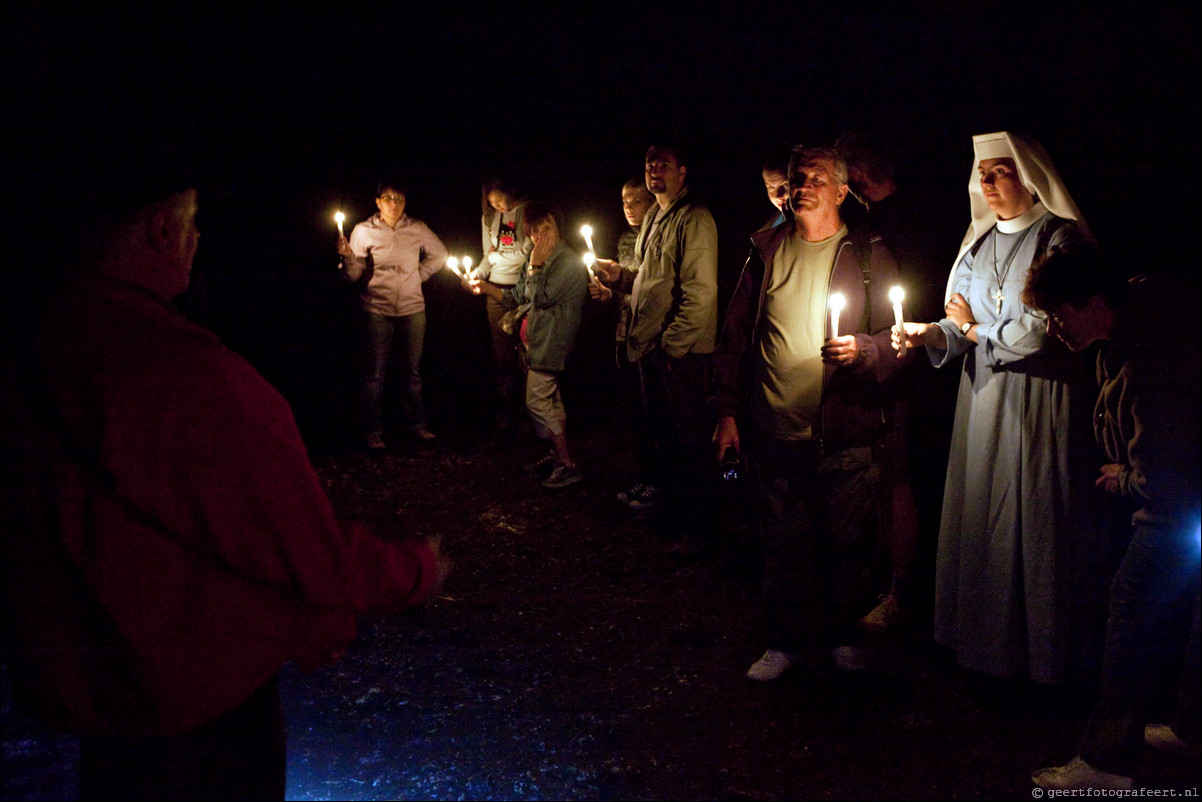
[376,179,407,198]
[521,200,562,237]
[481,178,525,218]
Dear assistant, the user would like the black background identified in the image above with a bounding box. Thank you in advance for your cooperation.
[5,1,1198,444]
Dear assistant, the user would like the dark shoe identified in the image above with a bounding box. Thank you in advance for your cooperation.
[524,450,558,475]
[859,594,911,633]
[408,425,437,442]
[616,482,645,505]
[617,483,661,510]
[830,645,867,673]
[542,463,583,489]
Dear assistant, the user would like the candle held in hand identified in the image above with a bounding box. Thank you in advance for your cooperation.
[828,292,846,338]
[889,285,907,356]
[582,251,597,282]
[580,224,595,255]
[334,211,345,238]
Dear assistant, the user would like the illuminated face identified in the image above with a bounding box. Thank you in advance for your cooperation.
[762,169,789,213]
[376,188,406,221]
[978,158,1034,220]
[621,186,654,226]
[526,218,559,245]
[1044,298,1107,352]
[645,150,686,198]
[788,158,848,218]
[488,190,514,213]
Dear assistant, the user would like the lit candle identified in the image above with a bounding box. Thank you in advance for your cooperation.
[463,256,473,279]
[334,211,345,238]
[447,256,462,278]
[889,286,907,356]
[582,251,597,282]
[580,224,595,256]
[828,292,846,338]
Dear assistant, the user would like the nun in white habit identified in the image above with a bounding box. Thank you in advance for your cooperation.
[899,131,1108,684]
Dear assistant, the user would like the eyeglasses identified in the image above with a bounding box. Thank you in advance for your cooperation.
[378,195,404,204]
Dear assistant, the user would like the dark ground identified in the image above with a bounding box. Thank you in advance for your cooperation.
[3,377,1200,800]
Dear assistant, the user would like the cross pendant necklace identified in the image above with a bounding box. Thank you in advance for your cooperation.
[992,223,1037,315]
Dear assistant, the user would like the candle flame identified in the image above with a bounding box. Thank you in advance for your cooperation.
[582,252,597,267]
[580,224,593,239]
[889,286,905,305]
[447,256,459,271]
[334,211,345,224]
[828,293,846,312]
[463,256,473,270]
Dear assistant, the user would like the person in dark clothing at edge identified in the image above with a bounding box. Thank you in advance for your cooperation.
[836,130,960,633]
[1,145,449,801]
[1023,251,1200,791]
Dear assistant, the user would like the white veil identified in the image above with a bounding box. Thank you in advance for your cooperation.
[945,131,1093,302]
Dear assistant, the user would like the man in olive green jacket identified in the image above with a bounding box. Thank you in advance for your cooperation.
[596,143,719,557]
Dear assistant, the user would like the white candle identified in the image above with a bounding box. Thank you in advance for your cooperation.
[447,256,462,278]
[580,224,595,255]
[889,285,907,356]
[463,256,473,278]
[334,211,345,238]
[582,251,597,282]
[828,292,846,338]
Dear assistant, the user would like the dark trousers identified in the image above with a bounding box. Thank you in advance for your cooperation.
[751,440,880,654]
[80,676,286,801]
[637,350,715,538]
[1079,521,1201,775]
[361,311,426,436]
[485,289,524,426]
[617,345,655,482]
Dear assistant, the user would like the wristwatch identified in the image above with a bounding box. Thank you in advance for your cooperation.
[960,321,975,335]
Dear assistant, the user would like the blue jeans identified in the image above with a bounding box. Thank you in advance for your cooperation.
[1079,520,1201,774]
[361,311,426,436]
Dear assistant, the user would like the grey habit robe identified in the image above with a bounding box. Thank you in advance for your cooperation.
[927,208,1108,684]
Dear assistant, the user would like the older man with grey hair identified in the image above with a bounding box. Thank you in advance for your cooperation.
[711,145,901,682]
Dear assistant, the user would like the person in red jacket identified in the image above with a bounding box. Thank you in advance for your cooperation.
[1,149,448,800]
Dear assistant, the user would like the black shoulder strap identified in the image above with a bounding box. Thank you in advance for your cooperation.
[854,226,872,333]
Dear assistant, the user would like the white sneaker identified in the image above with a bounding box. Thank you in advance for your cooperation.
[746,650,797,682]
[1031,756,1132,791]
[830,645,867,673]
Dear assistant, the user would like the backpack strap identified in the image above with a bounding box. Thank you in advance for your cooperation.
[853,226,873,333]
